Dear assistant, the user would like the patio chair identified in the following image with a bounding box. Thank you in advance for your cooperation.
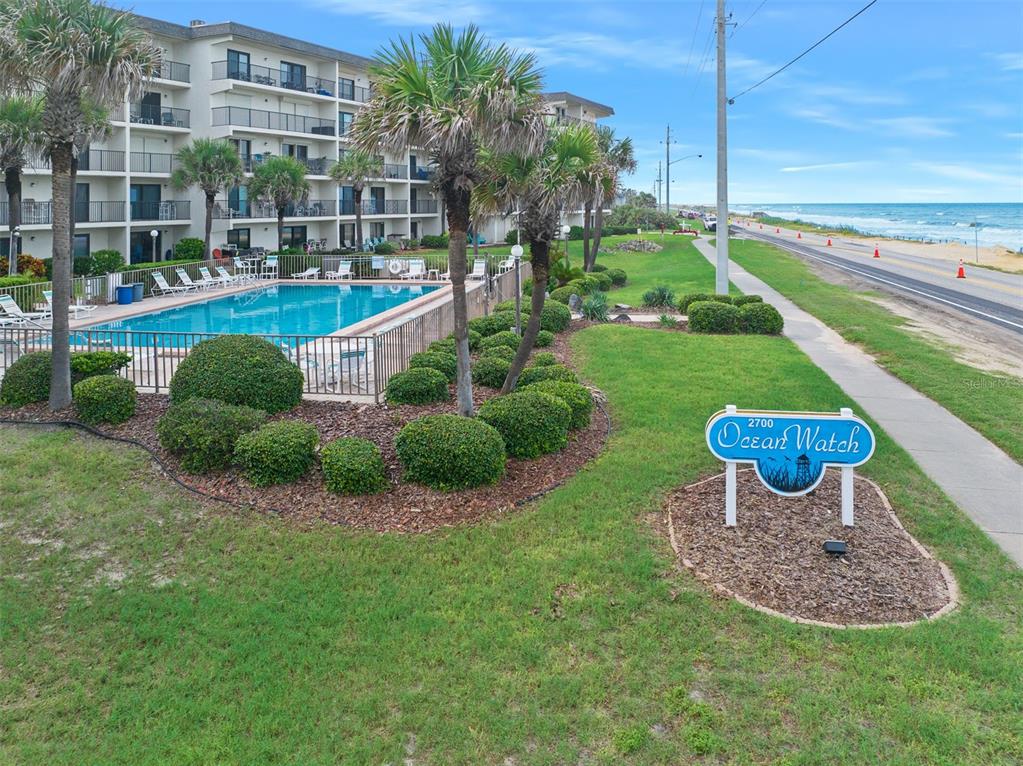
[400,259,426,280]
[199,266,231,288]
[175,268,212,291]
[215,265,243,285]
[467,258,487,280]
[261,255,279,279]
[0,294,50,325]
[232,256,256,280]
[326,260,353,280]
[290,266,321,279]
[43,290,97,320]
[151,271,191,295]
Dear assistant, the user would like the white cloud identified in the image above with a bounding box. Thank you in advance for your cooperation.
[991,52,1023,71]
[789,106,861,132]
[913,162,1021,188]
[780,161,872,173]
[870,116,955,138]
[312,0,490,26]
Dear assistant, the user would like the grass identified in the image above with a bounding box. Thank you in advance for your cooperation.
[587,234,715,306]
[728,237,1023,463]
[3,317,1021,763]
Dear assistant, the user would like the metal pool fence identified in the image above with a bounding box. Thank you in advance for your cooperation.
[0,263,530,402]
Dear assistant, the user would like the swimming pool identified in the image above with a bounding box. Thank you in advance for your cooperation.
[82,283,438,341]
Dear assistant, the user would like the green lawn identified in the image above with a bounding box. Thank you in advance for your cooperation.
[589,234,716,305]
[3,321,1020,763]
[728,238,1023,463]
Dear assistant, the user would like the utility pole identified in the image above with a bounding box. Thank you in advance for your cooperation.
[656,161,663,210]
[665,124,671,214]
[715,0,730,294]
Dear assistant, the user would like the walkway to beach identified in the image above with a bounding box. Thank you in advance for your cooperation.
[693,237,1023,566]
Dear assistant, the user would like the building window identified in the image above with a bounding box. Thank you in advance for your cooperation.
[281,225,307,249]
[73,234,90,259]
[280,61,306,91]
[227,228,250,250]
[339,185,354,215]
[370,222,384,239]
[0,238,9,258]
[338,77,355,100]
[338,111,354,136]
[227,49,250,80]
[340,223,355,244]
[410,221,419,238]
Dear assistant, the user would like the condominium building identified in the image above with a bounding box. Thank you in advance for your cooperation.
[1,14,612,263]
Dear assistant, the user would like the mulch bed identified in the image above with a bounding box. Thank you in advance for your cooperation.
[1,326,608,534]
[665,469,957,626]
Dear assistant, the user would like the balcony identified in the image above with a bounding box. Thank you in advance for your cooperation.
[240,154,333,175]
[213,199,337,219]
[410,199,438,214]
[338,82,372,103]
[340,199,407,215]
[212,106,335,137]
[130,152,178,174]
[79,149,126,172]
[0,201,52,225]
[152,60,190,83]
[76,201,125,223]
[409,166,436,182]
[380,163,408,180]
[130,103,190,129]
[130,200,190,221]
[212,61,336,98]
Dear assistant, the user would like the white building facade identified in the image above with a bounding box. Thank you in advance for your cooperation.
[1,15,611,263]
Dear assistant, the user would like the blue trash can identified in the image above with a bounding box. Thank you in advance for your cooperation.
[130,282,144,302]
[116,285,134,305]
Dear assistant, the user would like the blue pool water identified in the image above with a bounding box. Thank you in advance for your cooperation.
[82,284,437,342]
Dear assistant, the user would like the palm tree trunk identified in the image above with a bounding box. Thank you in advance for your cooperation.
[5,167,21,276]
[276,210,285,251]
[501,239,549,394]
[444,184,473,416]
[203,193,214,259]
[68,156,78,261]
[49,142,74,410]
[582,200,593,272]
[353,189,363,247]
[592,206,605,264]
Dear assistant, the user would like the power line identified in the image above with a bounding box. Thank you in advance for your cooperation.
[728,0,878,103]
[732,0,768,37]
[682,0,707,81]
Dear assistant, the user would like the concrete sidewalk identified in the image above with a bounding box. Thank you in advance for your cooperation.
[693,237,1023,566]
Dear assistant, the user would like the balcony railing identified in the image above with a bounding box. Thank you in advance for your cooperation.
[0,201,51,225]
[338,82,372,103]
[212,106,335,137]
[410,199,438,214]
[152,60,190,83]
[340,199,407,215]
[239,154,333,175]
[409,166,436,182]
[212,61,336,97]
[76,201,126,223]
[130,152,178,174]
[130,103,190,129]
[130,200,190,221]
[380,163,408,180]
[77,149,125,173]
[213,199,337,219]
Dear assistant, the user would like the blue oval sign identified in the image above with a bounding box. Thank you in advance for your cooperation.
[706,409,875,496]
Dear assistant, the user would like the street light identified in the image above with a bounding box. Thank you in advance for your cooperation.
[561,224,571,269]
[511,243,524,335]
[667,154,702,217]
[150,229,159,263]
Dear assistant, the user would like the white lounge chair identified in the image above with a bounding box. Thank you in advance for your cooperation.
[261,256,279,280]
[175,267,213,291]
[233,256,255,280]
[497,257,514,274]
[199,266,230,288]
[291,266,321,279]
[215,265,242,285]
[326,260,353,280]
[43,290,96,319]
[400,259,426,280]
[0,294,49,325]
[467,259,487,280]
[152,271,191,295]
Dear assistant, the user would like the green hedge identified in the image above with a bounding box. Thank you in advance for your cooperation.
[321,437,389,495]
[472,356,511,388]
[234,420,319,487]
[678,293,733,313]
[550,285,576,304]
[408,351,458,382]
[522,380,593,430]
[530,352,557,367]
[468,312,516,337]
[738,302,784,334]
[591,272,613,292]
[732,294,764,307]
[539,302,572,332]
[607,268,627,286]
[72,375,136,425]
[420,234,449,249]
[688,301,740,334]
[478,391,571,458]
[517,363,578,387]
[395,414,506,490]
[535,330,555,347]
[157,398,267,473]
[480,330,520,351]
[481,345,515,361]
[0,351,132,407]
[169,335,303,414]
[386,367,449,405]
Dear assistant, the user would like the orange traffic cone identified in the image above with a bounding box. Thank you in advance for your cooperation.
[873,247,880,258]
[797,231,802,239]
[956,260,966,279]
[826,238,832,246]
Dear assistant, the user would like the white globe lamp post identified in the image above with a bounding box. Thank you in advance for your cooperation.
[510,243,524,334]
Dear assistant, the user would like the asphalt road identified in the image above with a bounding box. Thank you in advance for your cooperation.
[735,226,1023,335]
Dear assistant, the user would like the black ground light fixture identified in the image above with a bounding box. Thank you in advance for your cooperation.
[823,540,847,555]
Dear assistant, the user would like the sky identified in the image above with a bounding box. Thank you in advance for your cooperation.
[123,0,1023,204]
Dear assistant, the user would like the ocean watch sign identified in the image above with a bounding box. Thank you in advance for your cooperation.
[706,406,875,527]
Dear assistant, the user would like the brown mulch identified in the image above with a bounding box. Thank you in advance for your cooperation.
[666,470,955,625]
[1,331,608,534]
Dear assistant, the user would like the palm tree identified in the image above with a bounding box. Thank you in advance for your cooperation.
[476,124,597,392]
[0,0,159,410]
[247,155,310,251]
[351,23,545,417]
[587,127,635,270]
[0,96,43,275]
[329,149,381,249]
[171,139,245,259]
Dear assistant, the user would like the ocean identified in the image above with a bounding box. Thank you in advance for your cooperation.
[729,203,1023,252]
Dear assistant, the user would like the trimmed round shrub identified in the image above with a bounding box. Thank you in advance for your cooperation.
[234,420,319,487]
[494,299,517,312]
[467,329,483,351]
[481,344,515,361]
[408,351,457,382]
[428,337,457,355]
[168,335,303,414]
[386,367,449,405]
[534,329,555,347]
[607,268,627,286]
[732,294,764,307]
[550,285,576,305]
[579,276,602,294]
[72,375,136,425]
[591,272,613,292]
[0,350,133,407]
[539,301,572,333]
[480,330,520,351]
[472,356,511,388]
[321,437,389,495]
[688,301,740,334]
[395,414,506,490]
[590,263,608,272]
[517,363,578,387]
[478,391,571,458]
[530,352,557,367]
[738,302,784,335]
[678,293,733,313]
[157,398,267,473]
[522,380,593,430]
[642,286,676,309]
[468,312,516,337]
